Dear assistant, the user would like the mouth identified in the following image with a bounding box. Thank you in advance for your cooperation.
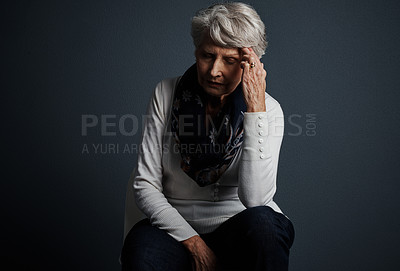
[207,80,224,87]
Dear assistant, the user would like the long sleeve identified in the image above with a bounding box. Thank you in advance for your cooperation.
[238,94,284,207]
[132,79,198,242]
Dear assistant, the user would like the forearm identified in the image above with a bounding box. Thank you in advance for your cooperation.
[134,177,199,241]
[238,103,284,207]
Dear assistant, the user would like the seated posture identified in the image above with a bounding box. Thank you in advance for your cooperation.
[121,2,294,271]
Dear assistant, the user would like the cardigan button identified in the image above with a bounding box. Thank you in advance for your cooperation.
[260,154,265,159]
[258,138,264,144]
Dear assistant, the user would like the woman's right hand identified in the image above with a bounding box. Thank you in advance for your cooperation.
[182,235,218,271]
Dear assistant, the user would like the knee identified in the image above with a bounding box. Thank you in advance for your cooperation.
[121,220,151,269]
[120,219,192,271]
[243,206,277,233]
[242,206,294,249]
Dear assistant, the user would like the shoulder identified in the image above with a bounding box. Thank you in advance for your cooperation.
[152,76,181,103]
[154,76,180,96]
[149,76,181,121]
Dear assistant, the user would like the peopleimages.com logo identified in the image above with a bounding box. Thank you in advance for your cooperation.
[80,113,317,155]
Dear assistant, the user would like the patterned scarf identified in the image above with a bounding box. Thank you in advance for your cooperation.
[171,64,246,186]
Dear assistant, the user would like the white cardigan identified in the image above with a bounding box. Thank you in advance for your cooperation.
[132,76,285,242]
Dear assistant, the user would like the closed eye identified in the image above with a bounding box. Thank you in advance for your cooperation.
[202,53,214,59]
[225,57,239,64]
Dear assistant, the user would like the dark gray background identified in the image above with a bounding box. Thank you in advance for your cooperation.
[3,0,400,270]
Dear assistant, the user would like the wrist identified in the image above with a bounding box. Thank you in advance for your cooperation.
[181,235,202,252]
[247,104,266,112]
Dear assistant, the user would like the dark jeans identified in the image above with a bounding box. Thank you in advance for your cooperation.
[121,206,295,271]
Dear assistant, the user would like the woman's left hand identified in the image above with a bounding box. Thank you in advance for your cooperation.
[240,48,267,112]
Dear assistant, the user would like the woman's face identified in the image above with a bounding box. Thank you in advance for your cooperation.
[195,36,243,101]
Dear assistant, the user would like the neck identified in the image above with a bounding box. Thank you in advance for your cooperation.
[208,93,228,106]
[206,93,228,117]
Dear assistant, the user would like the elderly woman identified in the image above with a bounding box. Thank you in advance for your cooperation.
[121,2,294,271]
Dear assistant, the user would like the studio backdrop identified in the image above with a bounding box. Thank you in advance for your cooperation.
[4,0,400,270]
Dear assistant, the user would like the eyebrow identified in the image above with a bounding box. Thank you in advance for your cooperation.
[201,48,240,58]
[224,54,240,58]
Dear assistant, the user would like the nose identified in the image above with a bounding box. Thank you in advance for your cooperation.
[210,59,223,77]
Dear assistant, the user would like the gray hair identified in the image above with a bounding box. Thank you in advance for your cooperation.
[191,2,268,58]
